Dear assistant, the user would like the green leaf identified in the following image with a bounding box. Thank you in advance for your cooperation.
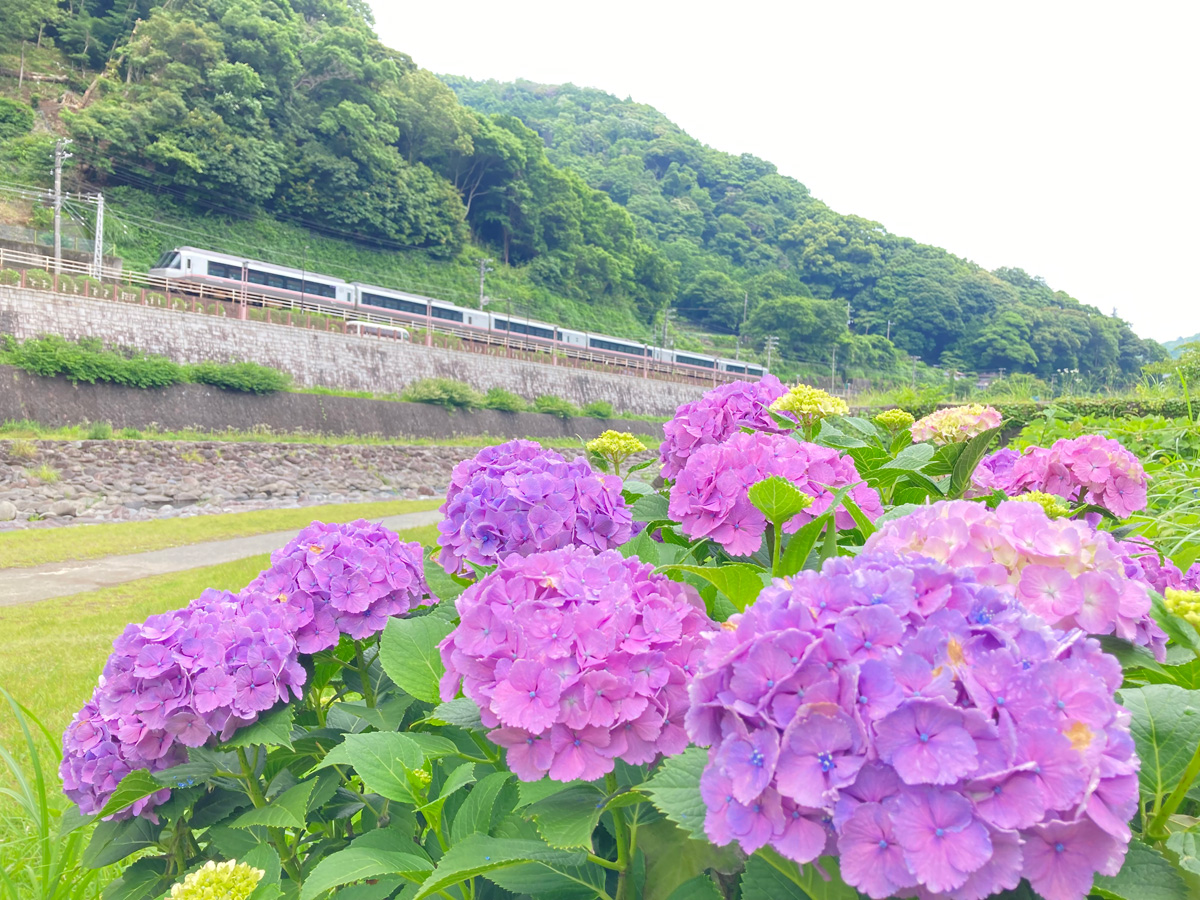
[153,757,217,791]
[311,732,427,804]
[663,874,724,900]
[380,614,455,704]
[873,503,925,526]
[82,816,161,869]
[419,762,476,812]
[451,772,513,843]
[1151,593,1200,657]
[220,705,295,750]
[526,783,607,849]
[1119,684,1200,811]
[620,527,687,566]
[638,818,741,900]
[748,476,810,526]
[411,834,587,900]
[879,442,935,472]
[631,492,672,523]
[644,745,707,839]
[231,780,314,830]
[838,495,877,538]
[96,769,166,819]
[948,426,1001,498]
[100,858,164,900]
[778,514,829,576]
[422,557,465,604]
[1167,828,1200,876]
[748,847,857,900]
[659,563,765,612]
[517,776,586,809]
[1096,635,1167,677]
[330,697,413,733]
[300,847,433,900]
[1093,838,1190,900]
[426,697,484,729]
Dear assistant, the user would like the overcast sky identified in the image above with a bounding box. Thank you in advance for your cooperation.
[372,1,1198,344]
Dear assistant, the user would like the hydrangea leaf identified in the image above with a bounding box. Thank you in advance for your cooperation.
[98,857,166,900]
[947,426,1002,498]
[380,614,455,704]
[231,780,314,830]
[422,557,466,604]
[746,848,857,900]
[310,732,427,804]
[81,815,161,869]
[663,874,724,900]
[631,491,671,523]
[1150,593,1200,657]
[525,783,607,849]
[1166,828,1200,876]
[153,757,218,791]
[778,514,830,576]
[426,697,485,730]
[484,857,610,898]
[516,776,587,810]
[411,834,587,900]
[878,442,936,472]
[638,818,741,900]
[96,769,166,819]
[450,771,514,844]
[813,420,867,449]
[643,745,707,839]
[747,476,809,527]
[1093,838,1190,900]
[417,762,476,813]
[1119,685,1200,811]
[219,704,295,750]
[660,563,765,612]
[299,847,434,900]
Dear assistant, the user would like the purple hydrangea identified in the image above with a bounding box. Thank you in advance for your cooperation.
[668,431,883,557]
[436,440,634,576]
[62,520,434,819]
[439,546,713,782]
[864,499,1167,660]
[1117,538,1200,595]
[973,435,1149,518]
[246,519,434,652]
[659,376,790,481]
[687,552,1136,900]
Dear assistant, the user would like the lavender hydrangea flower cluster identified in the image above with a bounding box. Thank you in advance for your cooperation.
[436,440,634,576]
[973,435,1149,518]
[62,520,434,819]
[668,431,883,556]
[246,519,433,651]
[865,500,1167,660]
[659,376,789,480]
[687,552,1136,900]
[1117,538,1200,596]
[61,588,305,819]
[438,546,712,782]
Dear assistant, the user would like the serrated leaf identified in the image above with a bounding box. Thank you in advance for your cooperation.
[1167,828,1200,876]
[1151,593,1200,657]
[664,874,724,900]
[879,442,935,471]
[639,818,741,900]
[330,697,413,733]
[517,776,586,809]
[660,563,765,611]
[948,426,1001,498]
[380,615,455,704]
[220,705,295,750]
[749,847,857,900]
[1118,684,1200,811]
[82,816,160,869]
[486,858,609,899]
[310,732,426,804]
[411,834,587,900]
[748,476,809,526]
[300,847,433,900]
[873,503,925,526]
[839,495,877,538]
[644,745,708,838]
[451,772,513,843]
[778,514,829,576]
[1093,838,1190,900]
[231,780,314,830]
[100,858,164,900]
[526,783,606,849]
[427,697,484,729]
[418,762,476,812]
[403,732,461,759]
[632,492,672,523]
[153,757,217,791]
[97,769,165,819]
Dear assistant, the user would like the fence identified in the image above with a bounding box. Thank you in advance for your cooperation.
[0,224,95,253]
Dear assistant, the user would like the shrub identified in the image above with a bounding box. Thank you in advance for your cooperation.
[482,387,528,412]
[0,97,34,141]
[75,276,103,298]
[401,377,484,410]
[533,394,580,419]
[29,463,58,483]
[2,335,184,388]
[186,360,290,394]
[583,399,615,419]
[0,268,19,286]
[24,268,51,289]
[7,438,37,460]
[118,427,142,439]
[85,421,113,440]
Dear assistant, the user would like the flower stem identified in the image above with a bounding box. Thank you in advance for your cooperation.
[1148,736,1200,839]
[605,773,631,900]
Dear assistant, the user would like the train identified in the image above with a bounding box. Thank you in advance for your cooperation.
[148,247,767,379]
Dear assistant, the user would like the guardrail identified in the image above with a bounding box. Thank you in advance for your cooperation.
[0,245,747,389]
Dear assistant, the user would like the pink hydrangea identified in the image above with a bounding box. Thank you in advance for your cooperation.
[688,552,1135,900]
[910,404,1002,445]
[437,440,633,576]
[668,431,883,556]
[974,435,1148,519]
[438,546,713,782]
[659,376,790,480]
[864,500,1167,660]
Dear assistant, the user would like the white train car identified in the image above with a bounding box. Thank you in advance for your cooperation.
[718,360,767,378]
[488,312,557,341]
[149,247,354,306]
[352,283,488,329]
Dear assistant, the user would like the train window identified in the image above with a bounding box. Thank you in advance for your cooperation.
[589,337,646,356]
[725,363,747,375]
[153,252,181,269]
[494,318,554,340]
[247,268,269,286]
[431,306,464,323]
[207,260,240,279]
[363,292,426,316]
[746,366,764,376]
[676,354,716,369]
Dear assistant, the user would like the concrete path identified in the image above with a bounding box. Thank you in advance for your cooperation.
[0,510,442,607]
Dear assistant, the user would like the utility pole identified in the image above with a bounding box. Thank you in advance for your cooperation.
[477,258,493,310]
[886,319,892,341]
[830,346,838,392]
[91,192,104,277]
[764,335,779,371]
[846,301,853,333]
[53,139,72,274]
[662,307,672,348]
[736,291,749,361]
[300,243,309,307]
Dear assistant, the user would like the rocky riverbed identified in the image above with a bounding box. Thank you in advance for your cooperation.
[0,440,473,528]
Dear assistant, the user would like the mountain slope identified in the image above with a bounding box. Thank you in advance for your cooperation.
[1164,333,1200,358]
[446,78,1165,383]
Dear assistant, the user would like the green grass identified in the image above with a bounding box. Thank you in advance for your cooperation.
[0,499,442,569]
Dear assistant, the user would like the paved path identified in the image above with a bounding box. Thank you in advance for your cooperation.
[0,510,442,607]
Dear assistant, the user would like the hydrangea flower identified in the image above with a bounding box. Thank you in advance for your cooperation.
[439,546,712,782]
[668,431,883,556]
[1010,491,1072,519]
[865,500,1167,659]
[974,435,1149,519]
[769,383,849,424]
[436,441,633,576]
[63,520,434,819]
[874,408,915,432]
[1164,588,1200,627]
[586,430,647,478]
[1116,538,1200,596]
[911,404,1002,445]
[168,860,264,900]
[659,376,790,480]
[687,552,1135,900]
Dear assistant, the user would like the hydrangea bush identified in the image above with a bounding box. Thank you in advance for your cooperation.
[911,404,1003,445]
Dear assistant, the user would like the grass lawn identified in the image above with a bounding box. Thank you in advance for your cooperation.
[0,523,440,761]
[0,498,442,568]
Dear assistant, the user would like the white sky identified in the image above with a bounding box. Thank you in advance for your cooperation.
[372,0,1199,344]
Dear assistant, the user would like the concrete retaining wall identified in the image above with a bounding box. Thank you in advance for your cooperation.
[0,286,705,415]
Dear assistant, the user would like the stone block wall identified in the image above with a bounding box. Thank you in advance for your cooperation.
[0,286,706,416]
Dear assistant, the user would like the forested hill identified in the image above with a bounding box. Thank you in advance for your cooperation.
[446,78,1165,381]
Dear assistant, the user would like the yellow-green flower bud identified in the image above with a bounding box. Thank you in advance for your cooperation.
[586,430,647,478]
[874,408,915,432]
[769,384,849,424]
[1012,491,1072,520]
[1165,589,1200,628]
[169,860,264,900]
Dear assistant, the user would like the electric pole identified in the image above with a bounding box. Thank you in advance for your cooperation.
[53,139,72,274]
[764,335,779,371]
[91,192,104,277]
[846,301,853,333]
[477,258,493,309]
[886,319,892,341]
[662,307,672,348]
[830,346,837,392]
[736,291,749,361]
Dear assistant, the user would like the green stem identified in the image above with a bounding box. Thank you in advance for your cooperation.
[356,642,376,708]
[1148,737,1200,839]
[605,773,631,900]
[769,522,781,576]
[238,747,303,883]
[587,853,624,872]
